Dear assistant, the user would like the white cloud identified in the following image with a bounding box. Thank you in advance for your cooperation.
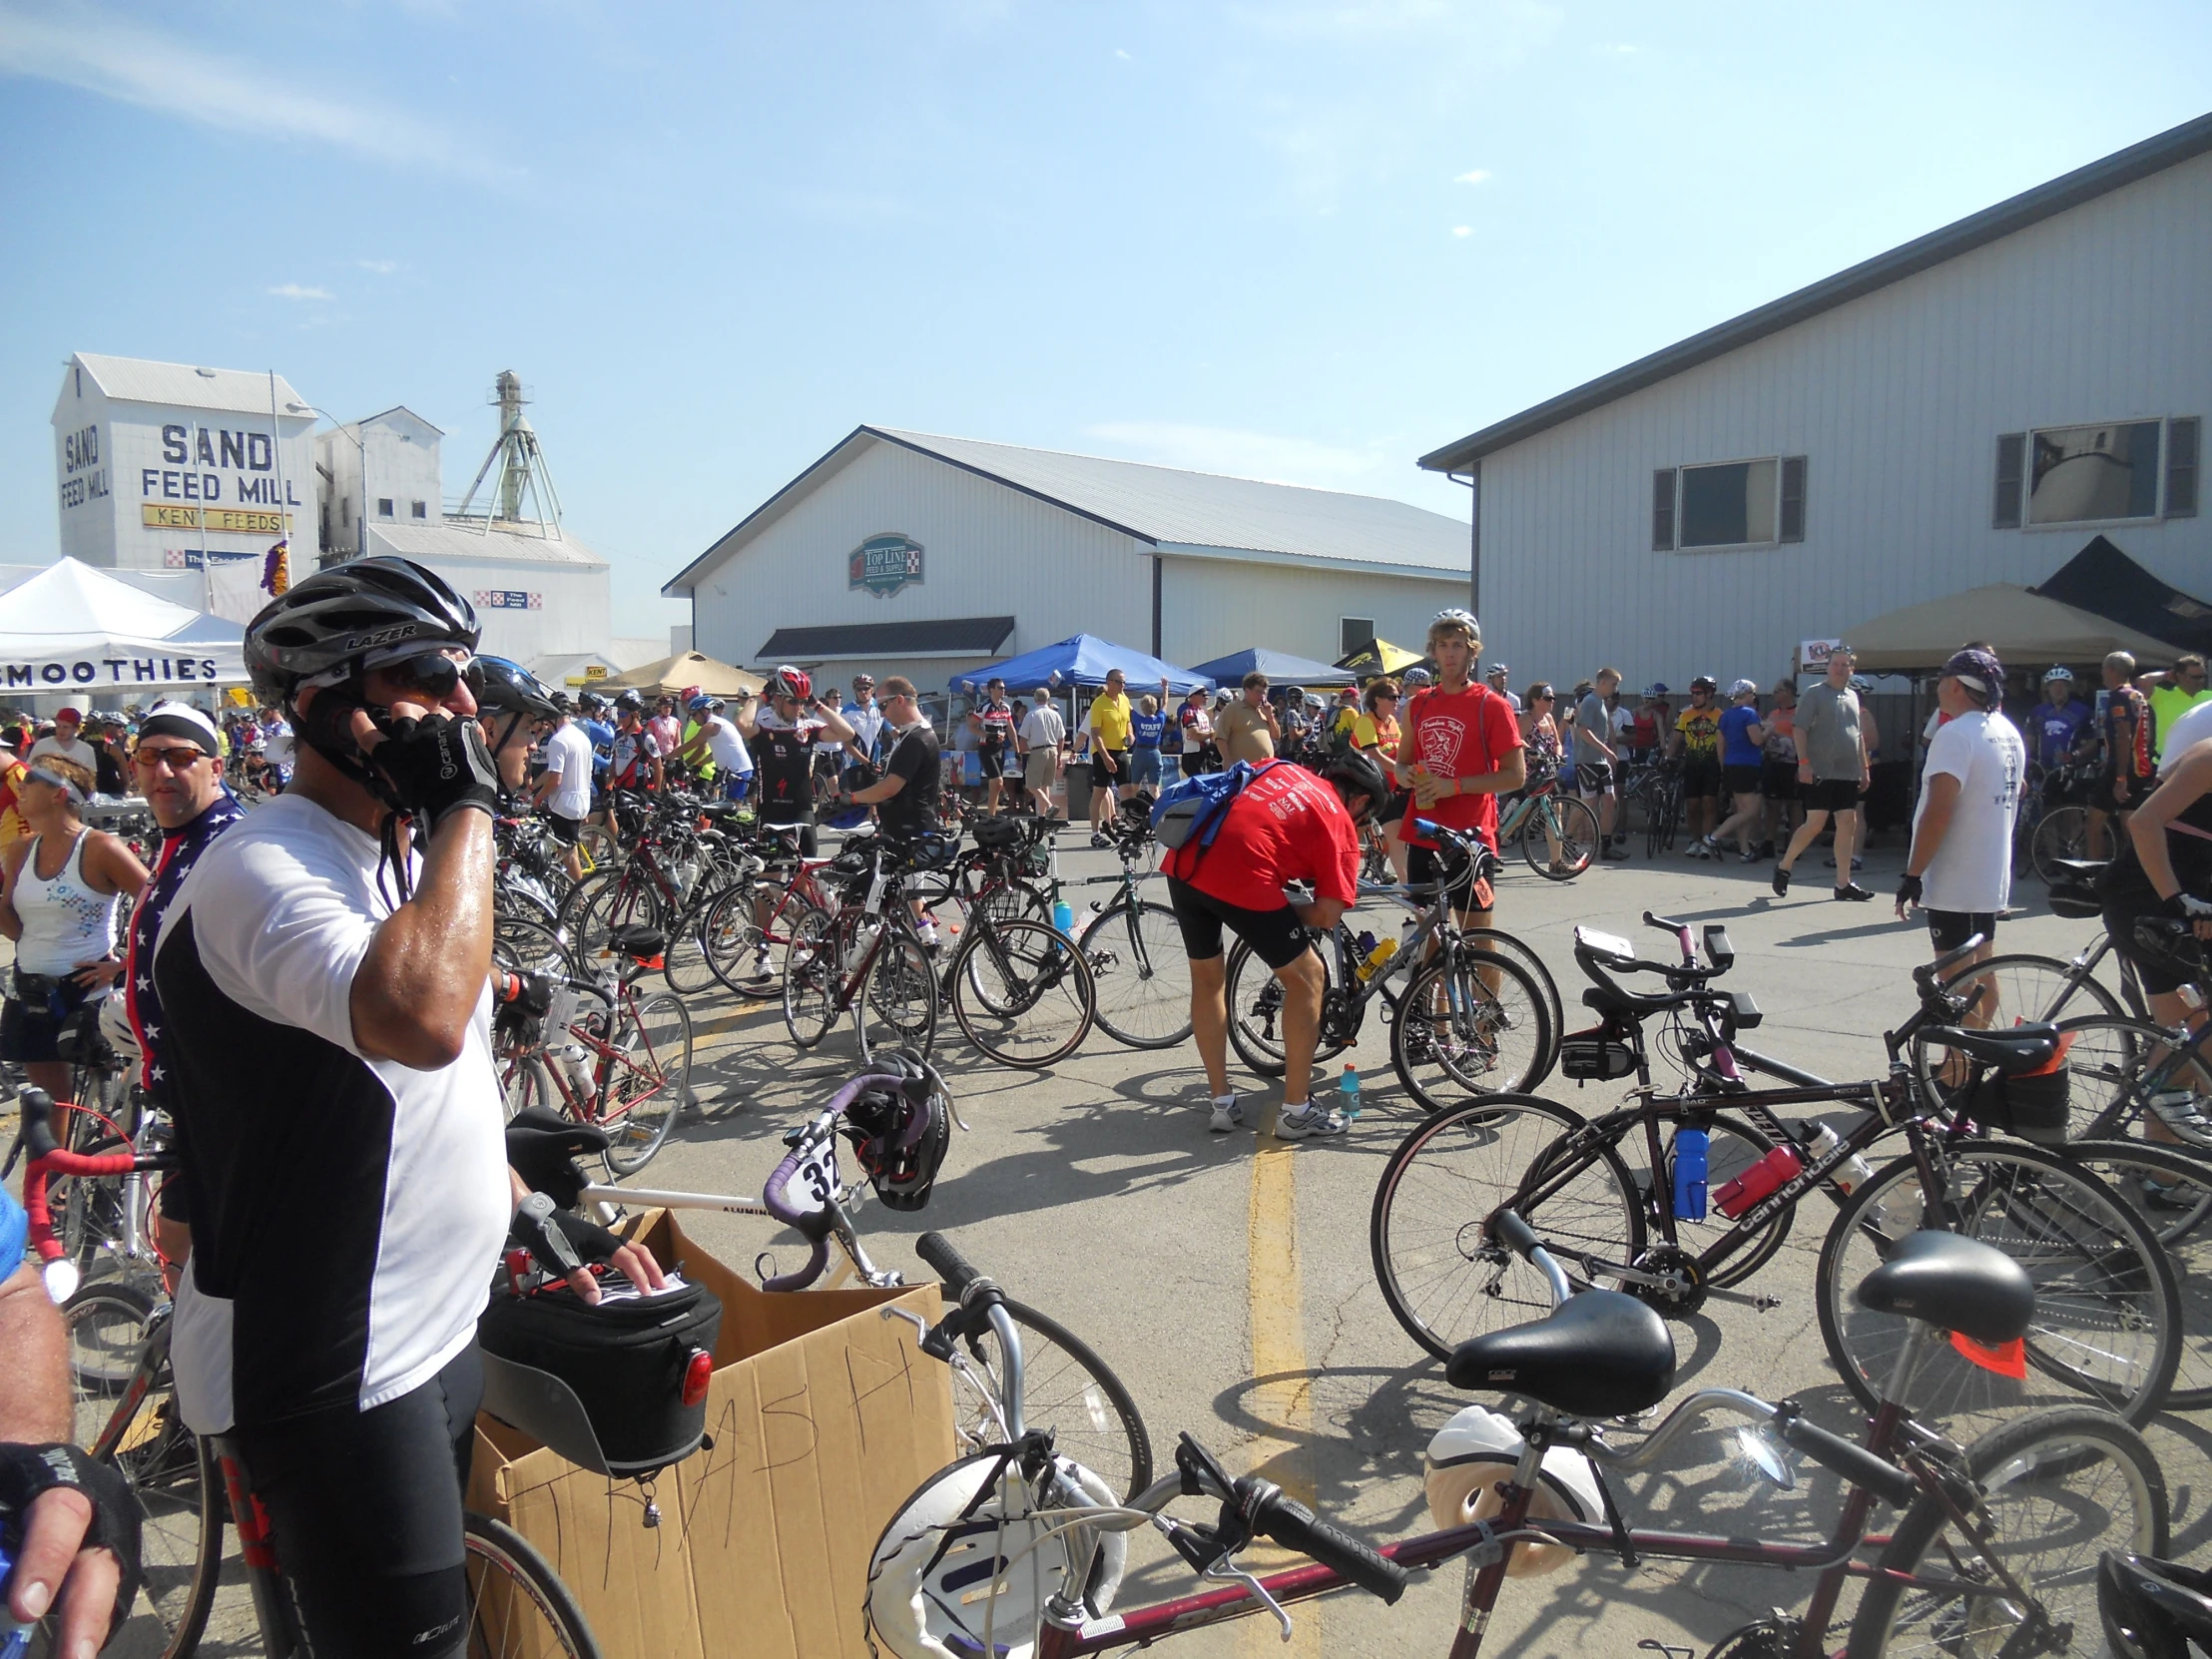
[1455,168,1491,185]
[1451,225,1472,237]
[0,3,519,185]
[1085,422,1383,490]
[355,259,400,275]
[267,283,334,300]
[1596,41,1637,55]
[1114,47,1131,60]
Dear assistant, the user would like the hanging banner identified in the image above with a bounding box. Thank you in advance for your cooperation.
[1,654,226,690]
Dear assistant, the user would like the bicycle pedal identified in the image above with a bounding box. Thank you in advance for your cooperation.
[1751,1295,1783,1314]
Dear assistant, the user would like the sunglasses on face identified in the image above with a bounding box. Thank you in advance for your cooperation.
[385,650,474,700]
[134,745,209,772]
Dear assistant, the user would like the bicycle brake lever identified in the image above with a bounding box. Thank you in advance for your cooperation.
[1204,1556,1294,1643]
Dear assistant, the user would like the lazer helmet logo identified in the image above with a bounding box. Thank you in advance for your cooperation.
[339,623,422,652]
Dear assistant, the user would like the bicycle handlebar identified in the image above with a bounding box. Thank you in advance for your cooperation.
[916,1230,981,1298]
[1242,1483,1410,1603]
[1486,1209,1572,1308]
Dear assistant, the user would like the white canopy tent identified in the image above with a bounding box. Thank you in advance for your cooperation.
[0,557,247,705]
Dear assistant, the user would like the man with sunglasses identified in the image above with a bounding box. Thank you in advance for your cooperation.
[151,558,662,1659]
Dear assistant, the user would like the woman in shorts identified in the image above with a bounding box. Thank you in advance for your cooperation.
[1759,678,1801,857]
[1697,679,1770,861]
[1518,684,1571,872]
[1352,679,1407,878]
[1129,695,1167,795]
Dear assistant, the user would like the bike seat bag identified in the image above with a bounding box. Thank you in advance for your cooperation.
[52,994,117,1068]
[2045,857,2107,919]
[1559,1017,1638,1083]
[1951,1027,2074,1145]
[478,1272,724,1478]
[888,831,959,874]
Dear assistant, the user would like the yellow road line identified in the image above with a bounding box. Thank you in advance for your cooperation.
[1241,1106,1321,1656]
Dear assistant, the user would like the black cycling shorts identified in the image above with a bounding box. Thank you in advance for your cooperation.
[978,744,1014,780]
[1376,788,1412,829]
[1722,764,1763,797]
[1166,877,1311,969]
[1926,908,1997,954]
[1805,778,1862,815]
[545,812,583,846]
[1680,756,1723,800]
[229,1345,482,1659]
[2090,768,2151,815]
[1760,761,1799,801]
[1407,841,1494,915]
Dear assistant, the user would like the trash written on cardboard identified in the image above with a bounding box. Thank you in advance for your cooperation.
[466,1209,955,1659]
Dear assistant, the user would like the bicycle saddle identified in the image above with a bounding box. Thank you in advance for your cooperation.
[605,924,668,961]
[1852,1230,2034,1347]
[1445,1289,1676,1417]
[1579,982,1689,1019]
[504,1109,611,1208]
[1918,1022,2058,1075]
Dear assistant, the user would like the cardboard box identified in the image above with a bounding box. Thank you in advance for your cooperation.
[467,1211,954,1659]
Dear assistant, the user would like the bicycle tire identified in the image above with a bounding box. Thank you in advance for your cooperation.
[2029,804,2093,885]
[1932,948,2124,1034]
[2063,1138,2212,1408]
[51,1129,134,1281]
[1078,897,1195,1049]
[1845,1404,2167,1659]
[948,918,1095,1070]
[855,929,938,1065]
[1370,1092,1643,1361]
[498,1053,554,1123]
[949,1299,1154,1505]
[493,911,577,979]
[600,990,692,1176]
[1389,948,1553,1108]
[1458,926,1565,1064]
[2038,1013,2194,1143]
[568,867,670,969]
[1223,936,1350,1077]
[462,1510,605,1659]
[783,908,841,1048]
[1522,794,1600,880]
[1815,1142,2182,1435]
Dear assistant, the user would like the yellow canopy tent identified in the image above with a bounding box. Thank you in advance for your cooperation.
[1334,638,1426,679]
[596,651,765,698]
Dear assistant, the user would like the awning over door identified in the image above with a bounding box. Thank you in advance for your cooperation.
[758,616,1015,662]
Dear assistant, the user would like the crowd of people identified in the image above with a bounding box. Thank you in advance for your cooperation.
[4,552,2211,1654]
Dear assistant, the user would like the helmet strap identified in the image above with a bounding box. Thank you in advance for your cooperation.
[295,681,421,900]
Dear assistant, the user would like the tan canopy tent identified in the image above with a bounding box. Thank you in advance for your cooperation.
[595,650,764,698]
[1846,584,2181,674]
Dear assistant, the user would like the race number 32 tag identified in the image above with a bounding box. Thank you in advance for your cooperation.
[780,1143,840,1216]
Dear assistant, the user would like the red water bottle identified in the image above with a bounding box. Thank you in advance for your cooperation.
[1713,1146,1804,1218]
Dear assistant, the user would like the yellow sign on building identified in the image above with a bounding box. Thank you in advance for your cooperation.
[142,505,292,535]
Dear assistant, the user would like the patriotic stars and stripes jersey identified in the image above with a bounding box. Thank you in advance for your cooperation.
[126,790,248,1094]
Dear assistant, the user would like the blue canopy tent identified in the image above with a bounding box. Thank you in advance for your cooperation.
[1185,647,1357,689]
[948,634,1212,695]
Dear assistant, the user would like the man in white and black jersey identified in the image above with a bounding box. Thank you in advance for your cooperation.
[153,558,662,1659]
[734,666,855,984]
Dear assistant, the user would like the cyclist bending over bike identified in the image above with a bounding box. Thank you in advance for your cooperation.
[151,558,661,1659]
[1167,750,1387,1140]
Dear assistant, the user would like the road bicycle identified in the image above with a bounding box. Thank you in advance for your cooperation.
[493,933,695,1176]
[2014,759,2093,882]
[1625,759,1684,857]
[1492,774,1602,880]
[9,1088,602,1659]
[862,1216,2165,1659]
[697,821,837,996]
[1371,917,2184,1439]
[506,1073,1154,1503]
[1223,826,1560,1109]
[782,832,945,1062]
[561,788,750,990]
[1068,811,1193,1050]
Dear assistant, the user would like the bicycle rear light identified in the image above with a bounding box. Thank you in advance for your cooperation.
[682,1348,714,1407]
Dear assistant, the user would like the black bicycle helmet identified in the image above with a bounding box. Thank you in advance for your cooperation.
[245,556,479,706]
[2099,1551,2212,1659]
[839,1052,952,1212]
[614,690,645,714]
[469,656,562,721]
[1323,748,1390,816]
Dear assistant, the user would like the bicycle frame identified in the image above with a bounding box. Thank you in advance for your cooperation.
[523,966,680,1132]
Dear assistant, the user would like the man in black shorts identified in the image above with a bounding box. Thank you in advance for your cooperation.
[737,666,856,984]
[834,678,946,947]
[1164,751,1384,1142]
[967,678,1018,816]
[1671,676,1725,854]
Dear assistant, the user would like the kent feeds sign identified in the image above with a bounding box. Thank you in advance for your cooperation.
[848,533,923,599]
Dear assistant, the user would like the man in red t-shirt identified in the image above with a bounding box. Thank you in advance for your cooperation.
[1394,609,1525,928]
[1165,751,1387,1140]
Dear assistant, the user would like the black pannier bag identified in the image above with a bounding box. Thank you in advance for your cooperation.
[1962,1030,2075,1146]
[478,1273,724,1478]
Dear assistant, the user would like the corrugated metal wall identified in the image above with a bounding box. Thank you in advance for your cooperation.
[1160,556,1459,668]
[1475,152,2212,691]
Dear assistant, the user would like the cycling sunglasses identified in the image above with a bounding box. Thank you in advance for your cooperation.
[134,745,211,772]
[378,649,474,700]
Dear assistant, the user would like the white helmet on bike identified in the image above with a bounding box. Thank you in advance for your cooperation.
[1424,1404,1603,1578]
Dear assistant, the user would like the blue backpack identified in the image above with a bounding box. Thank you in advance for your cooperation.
[1149,760,1284,858]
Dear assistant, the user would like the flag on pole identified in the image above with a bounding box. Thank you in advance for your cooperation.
[262,539,291,598]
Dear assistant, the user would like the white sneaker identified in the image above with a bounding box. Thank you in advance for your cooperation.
[1208,1096,1244,1134]
[1277,1104,1349,1140]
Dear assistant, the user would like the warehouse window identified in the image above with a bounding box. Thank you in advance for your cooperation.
[411,500,428,519]
[1993,433,2026,528]
[2028,420,2160,524]
[1655,458,1802,551]
[2167,418,2200,519]
[1779,456,1808,542]
[1341,617,1376,658]
[1651,470,1676,550]
[377,497,394,518]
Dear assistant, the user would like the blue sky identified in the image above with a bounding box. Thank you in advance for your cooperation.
[4,1,2209,640]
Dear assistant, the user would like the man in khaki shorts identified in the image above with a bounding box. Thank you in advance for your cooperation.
[1017,688,1064,817]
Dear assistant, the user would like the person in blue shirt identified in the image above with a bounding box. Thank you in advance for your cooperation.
[577,693,617,804]
[1696,679,1771,861]
[1129,694,1168,795]
[2028,667,2093,791]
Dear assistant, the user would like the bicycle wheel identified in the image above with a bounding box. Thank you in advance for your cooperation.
[2038,1014,2193,1143]
[2029,805,2093,885]
[1078,898,1194,1049]
[1846,1404,2167,1659]
[2065,1138,2212,1408]
[1458,927,1565,1070]
[462,1510,604,1658]
[50,1130,134,1283]
[947,1298,1153,1505]
[1223,937,1350,1077]
[1646,783,1680,857]
[1935,950,2124,1032]
[499,1053,555,1123]
[64,1288,223,1659]
[856,930,938,1064]
[1390,948,1553,1107]
[600,990,692,1176]
[1816,1141,2181,1435]
[1371,1093,1643,1361]
[493,911,576,978]
[660,894,725,997]
[569,868,669,968]
[783,908,841,1048]
[1523,795,1599,880]
[948,918,1095,1070]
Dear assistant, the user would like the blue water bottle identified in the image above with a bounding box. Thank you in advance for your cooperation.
[1672,1126,1709,1222]
[1052,892,1076,935]
[1338,1063,1361,1123]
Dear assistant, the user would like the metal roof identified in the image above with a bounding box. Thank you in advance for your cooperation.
[64,354,310,420]
[759,615,1016,661]
[666,426,1469,594]
[361,518,606,568]
[1418,109,2212,473]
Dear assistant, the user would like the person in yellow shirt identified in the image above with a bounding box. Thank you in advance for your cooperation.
[1350,679,1406,877]
[0,746,30,856]
[1086,669,1134,846]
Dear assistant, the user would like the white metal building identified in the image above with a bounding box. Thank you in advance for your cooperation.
[1419,111,2212,689]
[667,427,1469,688]
[51,354,316,573]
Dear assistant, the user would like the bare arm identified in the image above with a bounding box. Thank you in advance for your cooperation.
[1291,894,1350,931]
[812,704,856,746]
[2126,742,2212,907]
[1898,773,1962,916]
[0,1262,68,1442]
[0,838,28,941]
[349,811,497,1068]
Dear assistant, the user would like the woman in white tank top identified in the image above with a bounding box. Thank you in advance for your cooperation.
[0,753,149,1102]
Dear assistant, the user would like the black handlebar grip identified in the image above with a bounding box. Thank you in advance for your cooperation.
[1491,1209,1539,1260]
[1774,1414,1920,1510]
[17,1087,60,1160]
[1252,1491,1409,1604]
[916,1231,981,1298]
